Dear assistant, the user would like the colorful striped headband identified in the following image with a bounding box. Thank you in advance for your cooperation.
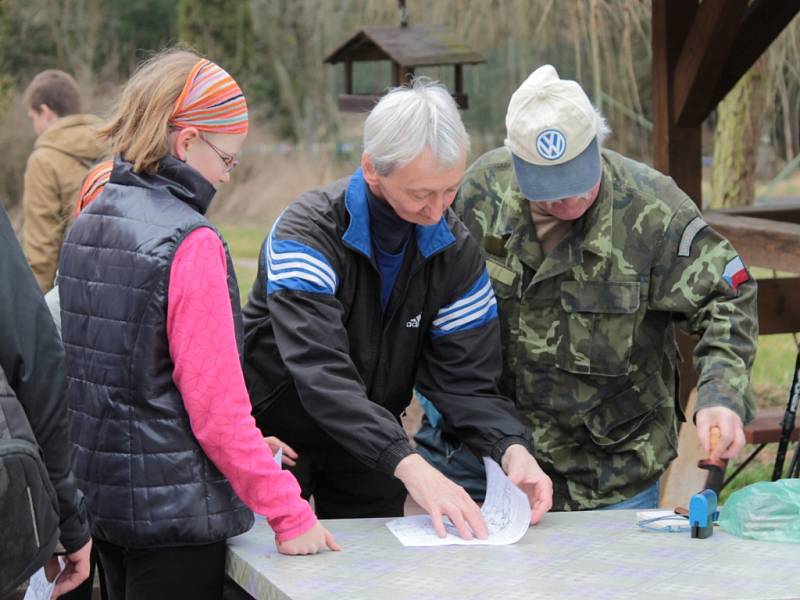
[76,160,113,216]
[169,59,248,135]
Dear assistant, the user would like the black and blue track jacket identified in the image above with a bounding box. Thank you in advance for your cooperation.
[242,168,531,475]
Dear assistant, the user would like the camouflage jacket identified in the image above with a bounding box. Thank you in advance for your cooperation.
[454,147,758,510]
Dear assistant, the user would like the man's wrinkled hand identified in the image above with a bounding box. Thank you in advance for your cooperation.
[696,406,745,460]
[394,454,487,540]
[501,444,553,525]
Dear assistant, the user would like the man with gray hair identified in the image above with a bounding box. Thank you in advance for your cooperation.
[243,79,553,538]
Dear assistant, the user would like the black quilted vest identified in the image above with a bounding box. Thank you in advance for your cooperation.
[59,156,253,547]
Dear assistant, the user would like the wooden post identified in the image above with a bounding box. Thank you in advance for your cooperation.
[398,65,415,85]
[391,61,400,86]
[652,0,702,205]
[344,60,353,95]
[454,64,463,95]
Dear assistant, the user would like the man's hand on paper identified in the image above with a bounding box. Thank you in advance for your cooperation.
[501,444,553,525]
[51,538,92,598]
[394,453,488,541]
[277,522,341,555]
[695,406,745,460]
[264,436,299,467]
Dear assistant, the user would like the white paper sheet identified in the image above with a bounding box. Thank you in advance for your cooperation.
[386,457,531,546]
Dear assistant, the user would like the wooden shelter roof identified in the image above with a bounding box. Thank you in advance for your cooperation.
[324,25,484,67]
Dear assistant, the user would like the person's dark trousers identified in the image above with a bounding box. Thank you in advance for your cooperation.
[289,443,407,518]
[60,544,108,600]
[94,539,226,600]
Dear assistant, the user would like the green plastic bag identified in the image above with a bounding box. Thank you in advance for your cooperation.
[719,479,800,544]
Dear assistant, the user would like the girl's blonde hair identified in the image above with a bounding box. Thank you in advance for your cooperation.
[99,49,200,174]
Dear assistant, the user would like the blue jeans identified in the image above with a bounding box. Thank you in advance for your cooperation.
[599,480,660,510]
[415,394,662,510]
[414,395,486,502]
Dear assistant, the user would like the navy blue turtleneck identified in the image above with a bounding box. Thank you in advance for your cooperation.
[366,185,413,310]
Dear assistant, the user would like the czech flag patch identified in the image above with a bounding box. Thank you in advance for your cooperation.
[722,256,749,292]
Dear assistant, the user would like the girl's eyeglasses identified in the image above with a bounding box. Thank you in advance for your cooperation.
[199,133,240,173]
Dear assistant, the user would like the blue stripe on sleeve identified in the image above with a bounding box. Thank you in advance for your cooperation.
[430,269,498,339]
[265,223,338,295]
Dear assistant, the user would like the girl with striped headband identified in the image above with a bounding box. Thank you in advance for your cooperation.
[61,49,338,599]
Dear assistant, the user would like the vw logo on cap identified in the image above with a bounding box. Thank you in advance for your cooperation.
[536,129,567,161]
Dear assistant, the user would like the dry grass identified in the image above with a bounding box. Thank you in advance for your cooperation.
[209,128,356,227]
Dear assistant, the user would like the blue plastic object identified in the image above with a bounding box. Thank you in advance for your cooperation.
[689,489,719,539]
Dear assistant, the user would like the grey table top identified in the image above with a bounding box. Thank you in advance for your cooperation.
[226,510,800,600]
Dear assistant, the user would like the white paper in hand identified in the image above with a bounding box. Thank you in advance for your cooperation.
[386,457,531,546]
[24,558,63,600]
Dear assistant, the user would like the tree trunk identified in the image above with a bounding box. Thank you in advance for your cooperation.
[710,56,768,209]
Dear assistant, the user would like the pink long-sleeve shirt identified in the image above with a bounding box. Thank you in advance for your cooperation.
[167,226,317,542]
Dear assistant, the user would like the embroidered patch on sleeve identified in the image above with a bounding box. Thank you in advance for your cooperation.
[678,216,707,257]
[722,256,750,291]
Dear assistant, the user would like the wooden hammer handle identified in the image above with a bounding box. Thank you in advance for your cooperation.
[709,426,720,456]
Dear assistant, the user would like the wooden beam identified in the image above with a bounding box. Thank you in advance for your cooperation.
[710,0,800,112]
[757,277,800,335]
[652,0,703,205]
[713,200,800,225]
[338,92,468,113]
[398,65,415,84]
[704,212,800,273]
[338,94,382,112]
[672,0,748,126]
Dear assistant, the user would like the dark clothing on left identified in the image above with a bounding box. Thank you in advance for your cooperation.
[0,205,90,554]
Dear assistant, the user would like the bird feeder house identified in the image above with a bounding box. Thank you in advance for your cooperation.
[324,25,485,112]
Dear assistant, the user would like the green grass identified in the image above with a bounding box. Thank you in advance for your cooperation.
[217,224,268,300]
[218,225,268,260]
[720,460,774,503]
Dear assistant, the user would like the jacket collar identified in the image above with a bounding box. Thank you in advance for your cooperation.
[109,154,216,215]
[501,155,613,283]
[342,168,455,260]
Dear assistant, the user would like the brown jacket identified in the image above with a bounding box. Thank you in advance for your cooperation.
[21,114,106,292]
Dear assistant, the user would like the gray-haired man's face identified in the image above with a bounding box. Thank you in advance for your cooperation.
[362,148,466,226]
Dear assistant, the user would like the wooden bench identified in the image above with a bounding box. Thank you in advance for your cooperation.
[744,407,800,445]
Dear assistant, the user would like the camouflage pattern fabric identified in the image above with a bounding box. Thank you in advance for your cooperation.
[453,147,758,510]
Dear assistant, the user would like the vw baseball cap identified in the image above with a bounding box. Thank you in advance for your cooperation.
[505,65,601,201]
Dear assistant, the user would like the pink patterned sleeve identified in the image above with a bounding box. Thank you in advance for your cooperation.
[167,227,317,542]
